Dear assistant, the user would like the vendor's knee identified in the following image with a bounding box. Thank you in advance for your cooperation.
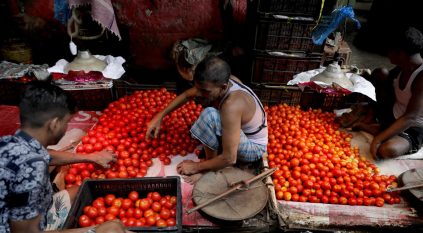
[201,107,219,116]
[378,143,405,158]
[372,68,389,81]
[371,68,390,86]
[198,107,220,122]
[66,185,80,205]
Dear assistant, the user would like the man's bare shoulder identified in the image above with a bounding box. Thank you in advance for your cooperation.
[221,92,244,108]
[229,75,242,83]
[221,91,254,113]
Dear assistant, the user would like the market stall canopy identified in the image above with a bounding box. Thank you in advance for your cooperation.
[68,0,121,40]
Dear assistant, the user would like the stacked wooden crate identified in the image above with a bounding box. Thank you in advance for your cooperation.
[250,0,344,110]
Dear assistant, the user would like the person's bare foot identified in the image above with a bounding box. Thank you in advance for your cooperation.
[182,173,203,185]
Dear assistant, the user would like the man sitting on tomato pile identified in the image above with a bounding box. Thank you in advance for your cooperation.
[0,81,131,233]
[354,27,423,160]
[147,56,268,182]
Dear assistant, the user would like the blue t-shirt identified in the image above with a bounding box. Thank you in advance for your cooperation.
[0,130,53,232]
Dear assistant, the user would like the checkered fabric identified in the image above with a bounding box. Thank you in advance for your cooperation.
[190,107,266,162]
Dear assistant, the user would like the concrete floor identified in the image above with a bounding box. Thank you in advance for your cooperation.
[341,0,393,71]
[346,33,392,70]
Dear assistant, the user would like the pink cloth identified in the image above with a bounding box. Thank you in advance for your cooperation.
[69,0,121,40]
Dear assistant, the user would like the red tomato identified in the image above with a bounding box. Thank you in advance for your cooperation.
[166,218,176,226]
[163,200,173,210]
[104,194,116,206]
[97,206,107,216]
[151,202,161,212]
[107,206,120,217]
[128,191,139,202]
[170,209,176,218]
[375,197,385,207]
[112,199,122,208]
[146,215,156,226]
[363,198,372,206]
[86,207,98,219]
[68,167,79,175]
[156,219,167,227]
[104,213,116,221]
[160,209,171,220]
[78,215,92,227]
[65,174,76,184]
[134,208,143,219]
[135,219,144,227]
[170,196,177,205]
[121,198,132,210]
[150,192,161,202]
[163,157,171,165]
[125,208,135,218]
[138,198,151,211]
[92,199,105,209]
[329,196,338,204]
[95,216,105,224]
[144,209,155,218]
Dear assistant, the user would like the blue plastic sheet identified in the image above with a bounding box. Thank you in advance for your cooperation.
[312,5,361,45]
[54,0,70,25]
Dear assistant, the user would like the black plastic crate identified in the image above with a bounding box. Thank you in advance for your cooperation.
[257,0,323,19]
[251,53,322,85]
[114,80,177,99]
[253,85,348,112]
[62,177,182,233]
[66,88,114,111]
[254,18,324,53]
[0,79,27,105]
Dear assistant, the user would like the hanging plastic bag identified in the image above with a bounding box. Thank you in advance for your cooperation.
[312,5,361,45]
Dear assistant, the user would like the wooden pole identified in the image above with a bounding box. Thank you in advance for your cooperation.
[387,183,423,192]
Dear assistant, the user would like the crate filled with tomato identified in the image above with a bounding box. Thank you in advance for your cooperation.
[63,177,182,232]
[64,88,203,187]
[266,104,401,207]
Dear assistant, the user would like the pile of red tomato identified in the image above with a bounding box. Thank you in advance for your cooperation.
[266,104,401,207]
[65,88,202,187]
[78,191,177,228]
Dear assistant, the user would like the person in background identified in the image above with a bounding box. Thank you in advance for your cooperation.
[0,81,130,233]
[355,27,423,160]
[146,56,268,183]
[171,39,213,94]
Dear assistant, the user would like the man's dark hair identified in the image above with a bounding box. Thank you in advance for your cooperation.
[194,56,231,85]
[389,27,423,55]
[19,81,76,128]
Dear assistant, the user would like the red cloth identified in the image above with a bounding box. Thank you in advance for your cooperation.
[0,106,20,136]
[0,105,101,136]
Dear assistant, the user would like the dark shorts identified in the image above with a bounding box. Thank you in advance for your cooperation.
[378,109,423,154]
[398,127,423,154]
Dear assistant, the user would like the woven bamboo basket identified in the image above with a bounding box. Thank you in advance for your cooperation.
[1,41,32,64]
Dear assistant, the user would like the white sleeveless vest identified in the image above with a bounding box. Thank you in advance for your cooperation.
[393,64,423,119]
[219,80,268,146]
